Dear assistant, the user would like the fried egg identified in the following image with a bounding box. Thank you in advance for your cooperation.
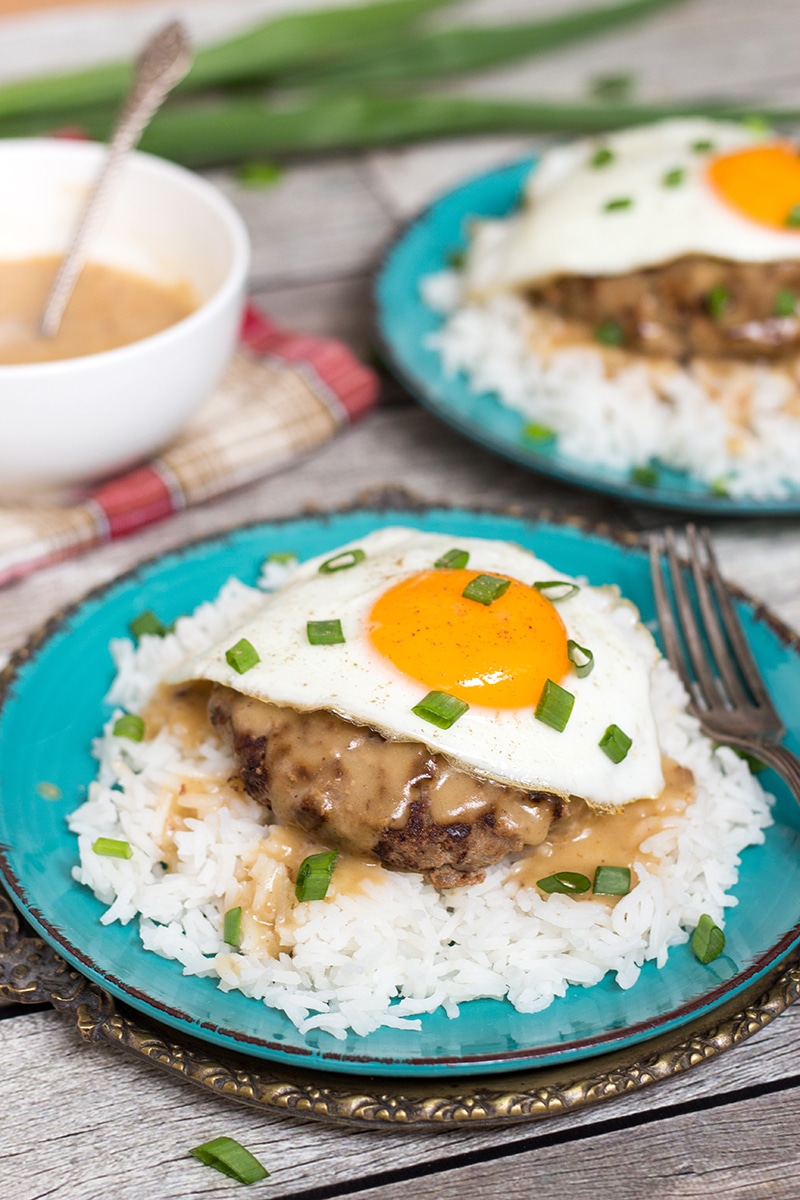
[465,118,800,296]
[175,527,664,809]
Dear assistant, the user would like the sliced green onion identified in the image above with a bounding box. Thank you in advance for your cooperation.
[595,319,624,346]
[537,870,591,894]
[787,204,800,229]
[691,913,725,964]
[113,713,145,742]
[318,548,366,573]
[266,550,297,564]
[593,864,631,895]
[604,196,632,212]
[535,679,575,732]
[706,285,729,319]
[190,1136,269,1185]
[521,421,556,444]
[567,639,594,678]
[129,610,167,640]
[692,138,715,153]
[434,547,470,569]
[533,580,580,601]
[631,464,659,488]
[599,723,632,763]
[589,73,634,102]
[462,573,511,605]
[446,247,466,269]
[223,906,242,946]
[710,476,731,497]
[306,618,345,645]
[742,113,771,133]
[662,166,685,187]
[412,690,469,729]
[236,160,283,186]
[93,837,133,860]
[295,850,338,901]
[225,637,261,674]
[775,288,798,317]
[590,145,614,168]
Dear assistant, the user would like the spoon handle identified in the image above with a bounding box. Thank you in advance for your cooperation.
[39,20,191,339]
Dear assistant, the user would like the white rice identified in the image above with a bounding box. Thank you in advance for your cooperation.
[68,572,773,1040]
[423,271,800,500]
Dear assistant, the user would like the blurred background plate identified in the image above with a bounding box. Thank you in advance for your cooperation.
[1,507,800,1078]
[374,159,800,515]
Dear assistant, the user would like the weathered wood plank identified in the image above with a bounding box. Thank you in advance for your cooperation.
[0,1004,799,1200]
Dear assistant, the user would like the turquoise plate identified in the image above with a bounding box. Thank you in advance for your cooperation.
[1,507,800,1078]
[374,158,800,515]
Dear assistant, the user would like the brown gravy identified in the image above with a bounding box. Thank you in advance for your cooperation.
[510,758,694,899]
[0,255,196,363]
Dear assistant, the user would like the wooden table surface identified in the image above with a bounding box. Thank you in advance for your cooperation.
[2,1,800,1197]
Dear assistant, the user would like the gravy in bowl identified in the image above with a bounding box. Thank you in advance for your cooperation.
[0,255,196,364]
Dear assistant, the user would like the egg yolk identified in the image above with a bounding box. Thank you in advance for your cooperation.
[707,143,800,231]
[368,568,571,709]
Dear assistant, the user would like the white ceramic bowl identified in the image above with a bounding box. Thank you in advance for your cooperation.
[0,138,250,498]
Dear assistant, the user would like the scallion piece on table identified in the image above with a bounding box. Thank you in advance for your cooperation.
[774,288,797,317]
[604,196,632,211]
[521,421,556,444]
[593,864,631,895]
[599,723,632,762]
[93,837,133,859]
[537,870,591,894]
[236,160,283,185]
[295,850,338,901]
[533,580,580,601]
[596,319,624,346]
[434,547,470,569]
[225,637,261,674]
[129,610,167,640]
[190,1136,269,1185]
[412,690,469,729]
[535,679,575,732]
[267,550,297,564]
[567,639,594,677]
[691,913,726,964]
[113,713,145,742]
[223,906,242,946]
[786,203,800,228]
[706,285,729,319]
[662,166,685,187]
[462,573,511,605]
[318,548,366,573]
[590,145,614,168]
[307,618,346,645]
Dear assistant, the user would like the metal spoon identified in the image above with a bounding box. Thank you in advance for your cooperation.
[39,20,192,339]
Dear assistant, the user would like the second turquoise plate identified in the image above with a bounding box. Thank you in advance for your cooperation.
[374,157,800,515]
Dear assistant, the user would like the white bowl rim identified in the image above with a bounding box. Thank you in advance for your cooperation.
[0,137,251,378]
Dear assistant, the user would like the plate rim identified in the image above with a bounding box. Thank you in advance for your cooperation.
[1,497,800,1076]
[372,155,800,517]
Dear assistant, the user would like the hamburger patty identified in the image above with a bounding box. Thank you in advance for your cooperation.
[530,255,800,359]
[209,684,562,888]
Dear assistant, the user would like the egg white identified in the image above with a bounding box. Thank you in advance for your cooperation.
[465,118,800,297]
[175,527,665,809]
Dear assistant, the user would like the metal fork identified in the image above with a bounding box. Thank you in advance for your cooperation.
[649,523,800,802]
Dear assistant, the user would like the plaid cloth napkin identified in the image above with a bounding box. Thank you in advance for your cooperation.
[0,304,378,588]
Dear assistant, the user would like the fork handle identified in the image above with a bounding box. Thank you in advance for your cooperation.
[719,736,800,805]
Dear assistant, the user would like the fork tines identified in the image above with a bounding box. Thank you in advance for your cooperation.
[649,524,777,720]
